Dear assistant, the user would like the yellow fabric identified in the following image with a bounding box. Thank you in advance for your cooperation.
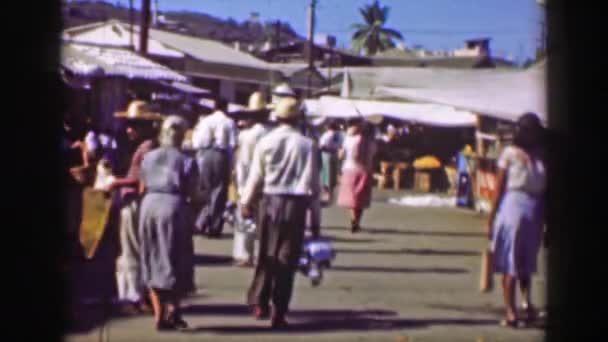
[80,188,112,259]
[413,155,442,169]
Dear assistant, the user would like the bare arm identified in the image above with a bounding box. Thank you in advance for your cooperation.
[486,168,507,240]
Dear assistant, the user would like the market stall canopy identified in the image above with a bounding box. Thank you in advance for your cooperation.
[304,96,477,127]
[373,65,547,124]
[321,66,519,99]
[61,43,187,82]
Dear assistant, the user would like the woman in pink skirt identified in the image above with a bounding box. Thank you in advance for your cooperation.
[337,119,377,233]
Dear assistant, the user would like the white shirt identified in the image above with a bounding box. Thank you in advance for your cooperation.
[497,145,546,196]
[236,123,268,192]
[192,110,237,151]
[84,131,117,155]
[319,130,343,152]
[240,124,320,206]
[341,134,377,172]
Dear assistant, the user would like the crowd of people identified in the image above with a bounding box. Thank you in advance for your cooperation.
[63,81,547,331]
[63,83,385,332]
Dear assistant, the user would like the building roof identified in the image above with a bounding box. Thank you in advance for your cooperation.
[63,20,184,58]
[61,43,187,82]
[146,26,277,70]
[371,55,513,68]
[64,21,286,85]
[465,37,491,43]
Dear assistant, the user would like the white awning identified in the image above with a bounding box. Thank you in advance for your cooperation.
[373,66,547,124]
[304,96,477,127]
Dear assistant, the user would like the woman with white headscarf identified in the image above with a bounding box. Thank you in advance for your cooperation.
[139,115,199,331]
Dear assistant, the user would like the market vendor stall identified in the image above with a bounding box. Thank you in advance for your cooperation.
[304,96,476,192]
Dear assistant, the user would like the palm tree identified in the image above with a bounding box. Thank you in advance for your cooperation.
[351,0,403,56]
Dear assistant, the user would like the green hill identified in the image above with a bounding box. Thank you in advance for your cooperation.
[63,1,304,48]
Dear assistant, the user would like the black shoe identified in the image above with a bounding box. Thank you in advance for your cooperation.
[156,320,177,331]
[167,313,189,330]
[271,316,289,330]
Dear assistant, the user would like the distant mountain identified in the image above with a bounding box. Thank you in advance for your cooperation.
[63,1,304,50]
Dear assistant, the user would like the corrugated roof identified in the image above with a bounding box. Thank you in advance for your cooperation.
[146,27,276,70]
[61,43,187,82]
[63,20,184,58]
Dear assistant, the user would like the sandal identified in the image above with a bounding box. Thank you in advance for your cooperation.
[521,303,539,323]
[350,220,361,233]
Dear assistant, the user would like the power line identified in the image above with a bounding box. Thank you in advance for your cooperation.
[317,27,533,36]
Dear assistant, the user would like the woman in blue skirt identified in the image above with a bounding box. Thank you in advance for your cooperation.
[486,113,546,328]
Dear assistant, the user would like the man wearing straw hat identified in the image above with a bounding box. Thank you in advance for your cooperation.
[232,91,270,267]
[240,97,320,329]
[191,97,237,238]
[105,100,162,315]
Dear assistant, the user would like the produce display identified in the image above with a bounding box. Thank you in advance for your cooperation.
[413,155,442,169]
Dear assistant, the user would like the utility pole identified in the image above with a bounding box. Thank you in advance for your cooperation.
[140,0,151,55]
[129,0,134,50]
[306,0,317,98]
[275,20,281,49]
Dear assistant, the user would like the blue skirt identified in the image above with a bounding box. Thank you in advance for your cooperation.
[491,190,543,277]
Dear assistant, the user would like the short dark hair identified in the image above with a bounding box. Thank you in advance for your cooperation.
[513,112,544,151]
[214,97,229,112]
[327,120,340,131]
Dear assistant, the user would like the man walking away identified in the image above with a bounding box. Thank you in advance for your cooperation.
[192,98,237,238]
[240,97,320,329]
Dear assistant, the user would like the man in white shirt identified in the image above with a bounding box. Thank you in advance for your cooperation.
[232,92,270,267]
[191,98,237,238]
[240,97,320,329]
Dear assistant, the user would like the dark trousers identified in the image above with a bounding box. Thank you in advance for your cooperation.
[193,148,230,237]
[246,194,309,316]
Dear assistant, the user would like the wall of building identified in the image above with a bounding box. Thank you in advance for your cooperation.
[219,80,236,102]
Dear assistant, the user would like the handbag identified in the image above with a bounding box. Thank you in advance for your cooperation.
[479,246,494,292]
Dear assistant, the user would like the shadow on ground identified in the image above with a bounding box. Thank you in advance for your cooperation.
[193,254,234,266]
[329,265,469,274]
[179,304,497,334]
[335,248,479,257]
[324,226,483,238]
[325,236,379,243]
[427,304,546,330]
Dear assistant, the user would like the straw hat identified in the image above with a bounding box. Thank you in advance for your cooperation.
[115,100,164,121]
[245,91,268,111]
[271,97,300,120]
[269,83,296,111]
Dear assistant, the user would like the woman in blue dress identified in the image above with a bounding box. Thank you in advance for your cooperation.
[486,112,546,328]
[139,116,199,331]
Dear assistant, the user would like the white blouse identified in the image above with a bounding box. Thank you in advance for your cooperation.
[341,134,376,172]
[497,145,546,196]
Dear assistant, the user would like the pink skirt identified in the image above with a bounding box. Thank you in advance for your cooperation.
[337,168,372,210]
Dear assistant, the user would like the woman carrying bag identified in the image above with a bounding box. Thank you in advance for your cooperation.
[486,112,546,328]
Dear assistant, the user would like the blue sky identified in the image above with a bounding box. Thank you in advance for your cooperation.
[112,0,543,61]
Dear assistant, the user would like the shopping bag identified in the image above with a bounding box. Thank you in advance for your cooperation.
[79,187,112,259]
[479,247,494,292]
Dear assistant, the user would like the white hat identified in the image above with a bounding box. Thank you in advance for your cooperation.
[271,97,300,120]
[272,83,296,97]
